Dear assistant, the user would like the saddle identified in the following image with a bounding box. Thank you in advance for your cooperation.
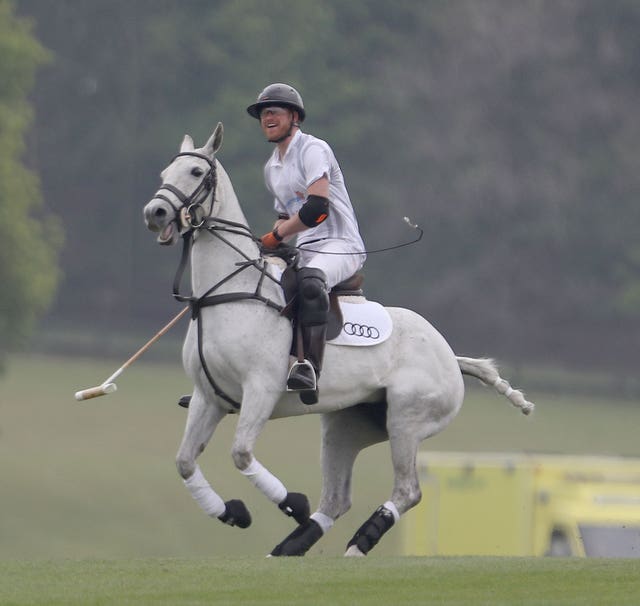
[280,268,364,340]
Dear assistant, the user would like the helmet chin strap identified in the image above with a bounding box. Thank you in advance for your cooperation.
[269,116,299,144]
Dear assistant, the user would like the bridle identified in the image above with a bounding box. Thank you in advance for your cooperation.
[151,151,218,230]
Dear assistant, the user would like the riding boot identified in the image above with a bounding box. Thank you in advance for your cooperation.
[286,267,329,405]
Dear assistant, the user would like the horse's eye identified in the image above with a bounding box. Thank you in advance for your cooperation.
[191,167,204,177]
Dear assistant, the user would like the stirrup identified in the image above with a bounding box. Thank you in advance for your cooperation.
[286,360,317,392]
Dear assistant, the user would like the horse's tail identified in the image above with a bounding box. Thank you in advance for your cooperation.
[457,357,534,416]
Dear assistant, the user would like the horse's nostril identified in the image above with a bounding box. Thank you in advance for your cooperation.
[155,207,167,219]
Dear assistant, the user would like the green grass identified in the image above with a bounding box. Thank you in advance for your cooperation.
[2,354,640,562]
[1,556,639,605]
[2,355,640,604]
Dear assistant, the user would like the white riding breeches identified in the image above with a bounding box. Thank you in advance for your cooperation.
[298,239,365,289]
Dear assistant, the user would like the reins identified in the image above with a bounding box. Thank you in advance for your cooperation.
[184,222,288,412]
[174,220,287,316]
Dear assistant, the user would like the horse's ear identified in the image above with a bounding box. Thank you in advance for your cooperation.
[180,135,195,152]
[203,122,224,157]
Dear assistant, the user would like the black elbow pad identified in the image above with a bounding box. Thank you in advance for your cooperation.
[298,195,329,227]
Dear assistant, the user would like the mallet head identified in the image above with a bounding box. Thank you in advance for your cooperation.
[74,382,117,401]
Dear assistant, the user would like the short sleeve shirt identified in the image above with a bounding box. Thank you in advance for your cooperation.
[263,130,365,256]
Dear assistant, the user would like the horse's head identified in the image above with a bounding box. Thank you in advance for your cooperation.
[144,122,224,245]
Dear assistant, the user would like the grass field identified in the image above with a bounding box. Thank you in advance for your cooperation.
[1,354,640,604]
[1,556,639,605]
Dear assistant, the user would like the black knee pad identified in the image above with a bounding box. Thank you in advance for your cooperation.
[298,267,329,326]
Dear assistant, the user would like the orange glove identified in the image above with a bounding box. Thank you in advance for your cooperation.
[260,228,284,249]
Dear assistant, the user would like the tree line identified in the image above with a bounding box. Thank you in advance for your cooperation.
[6,0,640,370]
[0,0,60,370]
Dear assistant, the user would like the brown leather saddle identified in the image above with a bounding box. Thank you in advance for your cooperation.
[280,268,364,340]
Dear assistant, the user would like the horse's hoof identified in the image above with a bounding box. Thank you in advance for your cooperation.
[218,499,252,528]
[178,394,191,408]
[345,504,396,555]
[278,492,310,525]
[270,520,323,556]
[344,545,366,557]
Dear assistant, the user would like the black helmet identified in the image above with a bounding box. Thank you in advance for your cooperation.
[247,83,306,122]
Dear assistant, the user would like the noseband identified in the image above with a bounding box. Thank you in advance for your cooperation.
[152,151,217,230]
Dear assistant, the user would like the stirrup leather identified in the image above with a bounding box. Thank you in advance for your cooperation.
[286,359,317,391]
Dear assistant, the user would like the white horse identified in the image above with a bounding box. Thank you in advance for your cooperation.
[143,123,533,557]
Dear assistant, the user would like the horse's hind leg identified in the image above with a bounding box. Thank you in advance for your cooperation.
[344,390,445,557]
[343,427,422,557]
[270,403,388,556]
[176,389,251,528]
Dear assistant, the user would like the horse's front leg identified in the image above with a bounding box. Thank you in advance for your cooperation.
[176,389,251,528]
[231,385,310,528]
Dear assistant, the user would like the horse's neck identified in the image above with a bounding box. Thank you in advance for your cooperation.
[191,167,261,296]
[211,162,248,227]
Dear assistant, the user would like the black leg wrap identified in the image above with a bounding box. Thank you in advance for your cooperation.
[270,519,324,557]
[217,499,252,529]
[346,505,396,555]
[278,492,310,525]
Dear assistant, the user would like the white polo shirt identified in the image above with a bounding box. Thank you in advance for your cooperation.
[263,130,365,258]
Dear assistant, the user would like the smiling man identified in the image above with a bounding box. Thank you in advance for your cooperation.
[247,83,366,404]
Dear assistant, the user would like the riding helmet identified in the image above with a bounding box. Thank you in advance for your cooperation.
[247,83,306,122]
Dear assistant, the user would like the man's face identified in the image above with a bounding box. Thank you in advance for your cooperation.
[260,106,294,142]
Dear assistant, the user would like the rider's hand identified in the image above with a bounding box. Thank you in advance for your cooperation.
[260,228,284,249]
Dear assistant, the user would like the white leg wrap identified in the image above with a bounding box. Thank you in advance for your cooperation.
[241,458,287,504]
[183,465,226,518]
[383,500,401,523]
[310,511,334,534]
[493,377,514,398]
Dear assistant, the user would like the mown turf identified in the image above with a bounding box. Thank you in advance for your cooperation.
[1,556,639,606]
[2,355,640,604]
[2,354,640,561]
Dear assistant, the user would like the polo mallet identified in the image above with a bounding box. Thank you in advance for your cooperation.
[74,306,189,401]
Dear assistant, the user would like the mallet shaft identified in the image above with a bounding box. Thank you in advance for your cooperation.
[74,307,189,402]
[105,306,190,382]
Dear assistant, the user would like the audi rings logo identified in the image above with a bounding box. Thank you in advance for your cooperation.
[343,322,380,339]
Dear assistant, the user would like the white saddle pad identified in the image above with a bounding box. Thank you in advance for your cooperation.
[327,298,393,347]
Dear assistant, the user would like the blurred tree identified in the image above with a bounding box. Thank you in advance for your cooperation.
[370,0,640,364]
[0,0,61,370]
[14,0,640,368]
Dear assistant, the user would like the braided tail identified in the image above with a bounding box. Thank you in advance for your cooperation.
[457,357,534,415]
